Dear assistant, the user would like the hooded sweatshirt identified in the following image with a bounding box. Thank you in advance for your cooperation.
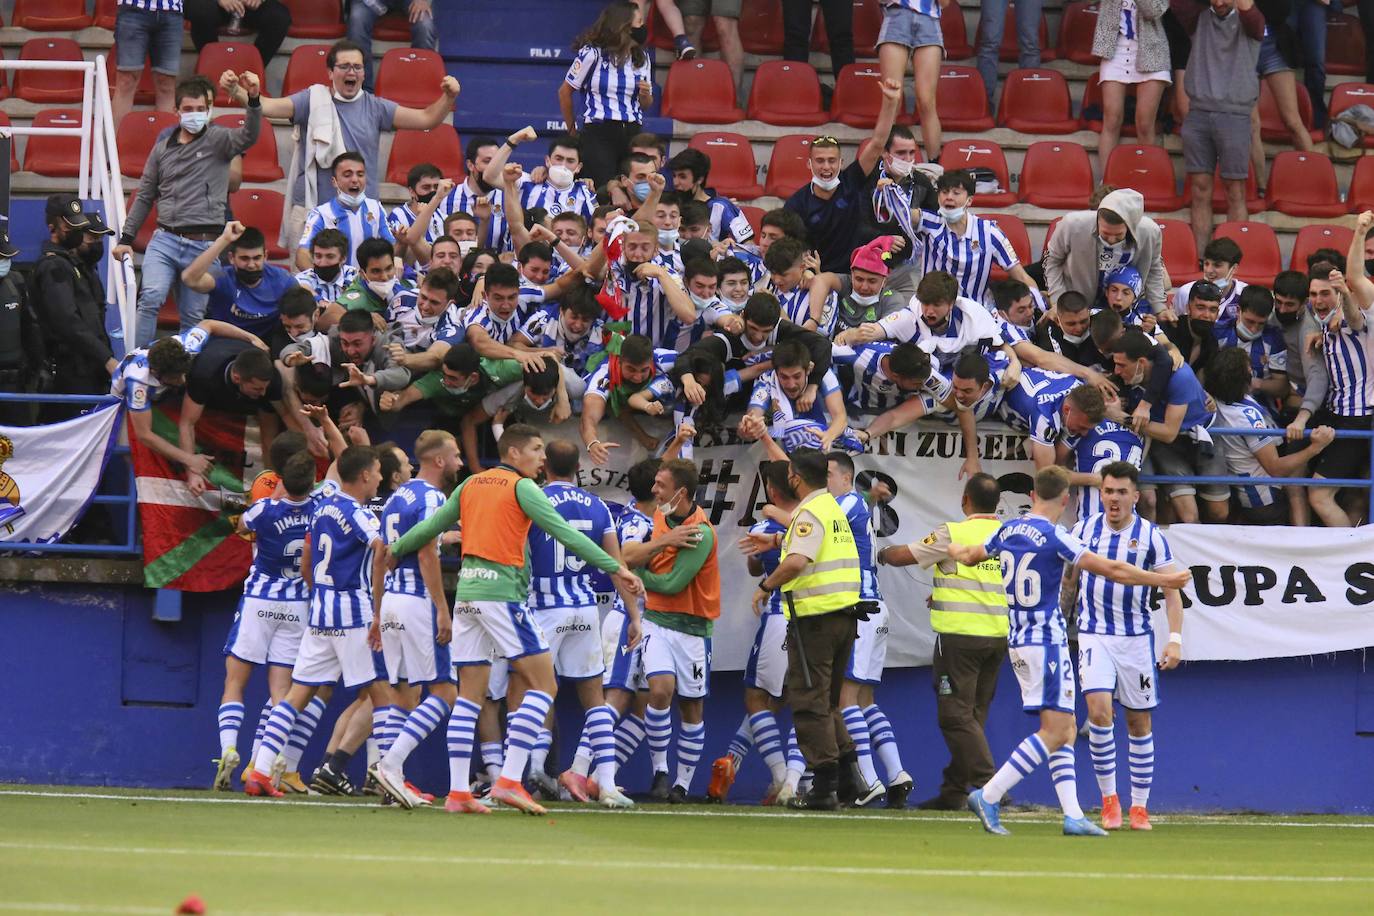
[1043,189,1168,312]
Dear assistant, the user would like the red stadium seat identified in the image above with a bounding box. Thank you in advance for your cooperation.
[116,111,178,179]
[739,0,785,55]
[13,0,90,30]
[1327,13,1366,76]
[1043,215,1060,249]
[813,0,884,57]
[929,65,994,131]
[229,189,290,260]
[373,13,413,42]
[831,63,905,129]
[1331,83,1374,149]
[196,42,266,108]
[375,49,446,109]
[1212,222,1282,284]
[663,59,745,123]
[1267,150,1344,217]
[1348,155,1374,211]
[977,212,1032,280]
[1257,80,1318,144]
[651,3,718,52]
[976,5,1055,62]
[23,109,84,177]
[747,60,828,126]
[14,39,84,104]
[1018,140,1092,208]
[214,112,284,182]
[157,292,180,332]
[386,125,465,186]
[0,49,13,102]
[1078,73,1142,136]
[1290,224,1354,271]
[1057,1,1101,65]
[939,139,1016,206]
[288,0,346,38]
[940,1,973,58]
[282,44,331,97]
[0,113,19,173]
[1103,144,1184,211]
[688,131,763,199]
[95,0,117,30]
[1205,164,1265,214]
[1155,219,1201,284]
[740,204,765,239]
[764,134,814,198]
[997,68,1077,134]
[104,51,154,106]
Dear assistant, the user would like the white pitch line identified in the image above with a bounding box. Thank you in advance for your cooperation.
[3,789,1374,830]
[2,840,1372,885]
[0,903,376,916]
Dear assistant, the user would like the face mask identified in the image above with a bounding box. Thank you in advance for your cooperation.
[235,267,264,286]
[418,311,442,326]
[1276,309,1300,326]
[939,206,966,223]
[523,393,553,412]
[886,157,914,179]
[623,258,647,278]
[1189,318,1214,337]
[62,228,84,250]
[633,180,652,201]
[442,380,470,396]
[850,291,880,307]
[1235,322,1262,342]
[629,24,648,44]
[548,165,575,189]
[287,328,314,343]
[656,489,681,517]
[415,190,436,205]
[658,228,679,248]
[80,245,102,266]
[332,87,363,103]
[474,175,496,194]
[366,278,394,300]
[313,263,342,282]
[180,111,209,134]
[1365,259,1374,277]
[811,172,840,192]
[689,291,717,312]
[0,258,12,279]
[336,190,365,209]
[1060,329,1091,345]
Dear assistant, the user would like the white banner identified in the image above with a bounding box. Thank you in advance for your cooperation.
[0,401,123,543]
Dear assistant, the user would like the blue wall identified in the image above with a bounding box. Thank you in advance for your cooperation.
[3,582,1372,813]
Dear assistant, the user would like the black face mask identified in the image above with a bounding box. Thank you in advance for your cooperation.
[61,228,84,250]
[474,175,496,194]
[1276,309,1301,326]
[1365,259,1374,277]
[80,244,103,266]
[1189,318,1215,338]
[629,24,648,45]
[314,263,342,283]
[236,267,264,286]
[415,190,437,205]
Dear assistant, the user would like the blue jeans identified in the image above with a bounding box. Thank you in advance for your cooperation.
[135,230,211,349]
[1290,0,1336,127]
[113,7,184,76]
[975,0,1043,109]
[348,0,440,91]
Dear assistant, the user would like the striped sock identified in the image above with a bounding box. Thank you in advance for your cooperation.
[217,702,244,754]
[382,705,407,756]
[252,701,299,773]
[370,706,392,758]
[784,727,805,791]
[1129,733,1154,808]
[447,698,481,793]
[529,728,554,778]
[249,700,272,764]
[281,696,328,773]
[863,705,904,781]
[365,735,380,768]
[749,710,786,782]
[1049,746,1084,820]
[982,733,1048,805]
[1088,723,1117,798]
[481,741,504,783]
[572,730,594,777]
[841,706,880,787]
[385,695,451,768]
[676,721,706,791]
[645,704,673,774]
[586,705,619,788]
[726,714,752,766]
[615,714,647,767]
[501,690,553,782]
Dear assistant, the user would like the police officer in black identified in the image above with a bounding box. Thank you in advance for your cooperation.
[79,209,118,306]
[0,231,42,426]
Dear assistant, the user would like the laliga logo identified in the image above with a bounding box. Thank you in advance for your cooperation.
[0,434,24,534]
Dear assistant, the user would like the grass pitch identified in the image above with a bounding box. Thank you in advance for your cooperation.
[4,786,1374,915]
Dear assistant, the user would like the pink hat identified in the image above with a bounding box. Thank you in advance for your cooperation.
[850,235,896,277]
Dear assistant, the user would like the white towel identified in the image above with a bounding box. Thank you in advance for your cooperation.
[280,84,348,249]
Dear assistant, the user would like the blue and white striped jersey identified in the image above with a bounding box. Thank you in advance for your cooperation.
[1214,321,1288,380]
[916,211,1019,309]
[749,517,787,615]
[435,181,511,252]
[882,0,940,14]
[309,490,382,629]
[997,369,1080,448]
[119,0,183,10]
[528,482,614,611]
[984,514,1086,647]
[836,342,951,413]
[1177,278,1247,324]
[1319,306,1374,417]
[1064,419,1145,520]
[774,284,837,337]
[749,368,843,435]
[517,306,607,375]
[390,289,461,352]
[589,503,653,599]
[240,496,313,601]
[386,202,444,246]
[609,261,681,347]
[1213,398,1283,509]
[583,359,676,408]
[295,265,357,304]
[705,193,753,243]
[1070,512,1175,637]
[299,197,396,266]
[446,302,521,346]
[521,180,597,221]
[518,283,549,322]
[998,317,1035,345]
[111,327,209,411]
[875,295,1006,374]
[381,479,446,597]
[564,44,652,124]
[837,489,882,601]
[730,245,768,287]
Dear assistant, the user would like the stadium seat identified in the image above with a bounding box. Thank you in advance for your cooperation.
[282,44,331,97]
[1212,222,1282,284]
[195,42,266,108]
[747,61,828,126]
[831,63,905,129]
[0,113,19,173]
[764,134,815,199]
[688,131,763,199]
[14,39,85,104]
[215,112,284,182]
[23,109,84,177]
[997,68,1077,134]
[1257,80,1318,144]
[813,0,884,57]
[124,193,158,253]
[95,0,117,29]
[1348,155,1374,211]
[939,139,1016,206]
[1326,13,1365,76]
[228,189,290,260]
[157,292,180,332]
[104,51,154,106]
[940,1,973,58]
[1043,215,1060,250]
[1330,83,1374,149]
[740,204,764,239]
[976,5,1056,62]
[977,212,1032,280]
[1018,140,1092,208]
[1155,219,1202,284]
[1204,164,1265,214]
[1103,144,1184,211]
[287,0,346,38]
[373,13,413,42]
[116,111,178,179]
[929,65,994,131]
[1057,1,1101,65]
[651,3,718,52]
[13,0,90,30]
[1267,150,1344,217]
[663,59,745,124]
[386,125,465,186]
[1078,73,1142,136]
[375,49,447,110]
[739,0,785,55]
[1290,224,1354,271]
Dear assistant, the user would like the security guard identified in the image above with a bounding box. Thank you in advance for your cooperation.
[0,231,41,426]
[750,447,862,811]
[878,472,1008,811]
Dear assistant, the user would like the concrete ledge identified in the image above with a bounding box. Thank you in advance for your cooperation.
[0,556,144,587]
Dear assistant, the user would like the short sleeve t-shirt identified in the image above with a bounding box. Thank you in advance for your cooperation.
[288,89,399,203]
[208,265,298,338]
[186,337,283,413]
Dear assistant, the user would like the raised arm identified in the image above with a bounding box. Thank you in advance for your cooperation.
[858,79,902,176]
[183,222,244,293]
[391,76,461,130]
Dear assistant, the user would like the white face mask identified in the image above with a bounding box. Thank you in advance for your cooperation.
[886,157,915,178]
[656,489,682,516]
[939,206,966,223]
[811,171,840,192]
[658,228,679,248]
[850,291,880,307]
[180,110,210,134]
[1235,322,1262,342]
[366,278,393,300]
[336,190,365,209]
[417,311,442,326]
[689,291,717,312]
[547,165,575,189]
[523,393,553,412]
[1060,329,1091,345]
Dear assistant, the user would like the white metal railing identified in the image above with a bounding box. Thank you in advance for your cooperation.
[0,56,138,348]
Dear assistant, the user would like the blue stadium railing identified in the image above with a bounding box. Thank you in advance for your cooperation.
[1137,425,1374,495]
[0,393,139,556]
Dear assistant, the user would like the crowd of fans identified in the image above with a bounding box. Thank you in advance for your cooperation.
[4,0,1372,533]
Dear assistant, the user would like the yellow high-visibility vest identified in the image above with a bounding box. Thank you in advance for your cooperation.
[929,516,1009,637]
[781,491,861,617]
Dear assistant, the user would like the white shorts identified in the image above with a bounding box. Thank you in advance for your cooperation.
[641,618,711,699]
[1009,642,1076,714]
[601,602,646,692]
[845,601,890,685]
[224,595,306,667]
[378,591,453,686]
[293,626,379,689]
[536,605,605,680]
[452,599,549,668]
[1077,633,1159,710]
[486,657,509,700]
[743,613,788,698]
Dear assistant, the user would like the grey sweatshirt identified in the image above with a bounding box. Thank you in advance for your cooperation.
[1175,0,1264,115]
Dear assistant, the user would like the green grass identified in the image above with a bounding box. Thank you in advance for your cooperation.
[5,786,1374,915]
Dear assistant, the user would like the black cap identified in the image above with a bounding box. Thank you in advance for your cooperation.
[0,232,18,258]
[46,193,90,229]
[84,211,115,236]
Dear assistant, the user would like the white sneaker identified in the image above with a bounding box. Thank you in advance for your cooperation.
[370,763,420,810]
[599,785,636,809]
[854,780,886,807]
[773,782,797,807]
[269,754,287,790]
[530,769,560,801]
